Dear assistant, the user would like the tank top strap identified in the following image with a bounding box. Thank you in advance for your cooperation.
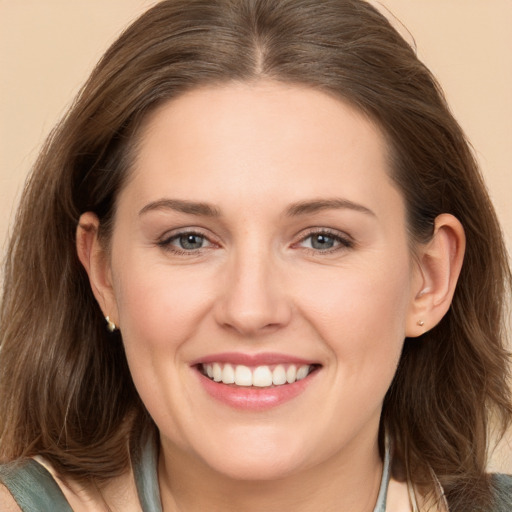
[373,433,392,512]
[132,429,163,512]
[0,459,73,512]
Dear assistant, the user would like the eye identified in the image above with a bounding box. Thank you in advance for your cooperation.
[158,230,214,253]
[175,233,208,250]
[304,233,337,250]
[297,230,353,252]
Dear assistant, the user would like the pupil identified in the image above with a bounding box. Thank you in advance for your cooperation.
[180,234,203,249]
[312,234,334,249]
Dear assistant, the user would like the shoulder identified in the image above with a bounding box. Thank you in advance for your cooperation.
[490,473,512,511]
[0,483,22,512]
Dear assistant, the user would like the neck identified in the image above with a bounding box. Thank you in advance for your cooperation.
[158,433,384,512]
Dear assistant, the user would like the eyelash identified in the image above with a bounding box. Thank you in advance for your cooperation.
[294,228,354,255]
[157,230,214,255]
[157,228,354,256]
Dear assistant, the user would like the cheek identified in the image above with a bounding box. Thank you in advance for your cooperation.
[112,257,215,351]
[292,257,411,367]
[110,260,214,436]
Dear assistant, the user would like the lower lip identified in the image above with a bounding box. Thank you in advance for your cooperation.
[196,369,319,411]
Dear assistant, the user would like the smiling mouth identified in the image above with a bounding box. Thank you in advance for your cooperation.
[198,363,320,388]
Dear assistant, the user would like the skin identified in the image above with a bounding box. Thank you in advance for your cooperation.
[77,81,464,511]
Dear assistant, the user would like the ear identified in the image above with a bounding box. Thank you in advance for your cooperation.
[405,214,465,337]
[76,212,119,326]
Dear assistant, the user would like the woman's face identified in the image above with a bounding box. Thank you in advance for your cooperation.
[104,81,422,480]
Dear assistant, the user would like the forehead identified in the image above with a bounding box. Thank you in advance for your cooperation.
[124,81,402,220]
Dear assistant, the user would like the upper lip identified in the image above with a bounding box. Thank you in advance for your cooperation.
[190,352,320,367]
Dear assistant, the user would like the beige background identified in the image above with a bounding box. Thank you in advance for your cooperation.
[1,1,511,471]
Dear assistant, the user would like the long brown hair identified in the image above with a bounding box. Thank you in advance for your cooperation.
[1,1,510,509]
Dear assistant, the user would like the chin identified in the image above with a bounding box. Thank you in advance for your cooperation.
[195,433,313,482]
[207,453,306,482]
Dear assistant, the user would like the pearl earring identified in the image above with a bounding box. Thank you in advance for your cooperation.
[417,320,425,327]
[106,316,117,332]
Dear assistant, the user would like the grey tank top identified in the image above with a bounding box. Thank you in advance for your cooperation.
[0,433,162,512]
[18,431,512,511]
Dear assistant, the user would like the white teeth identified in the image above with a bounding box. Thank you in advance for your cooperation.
[221,363,235,384]
[272,365,287,385]
[253,366,273,387]
[202,363,314,387]
[286,365,297,384]
[234,365,253,386]
[296,365,310,381]
[213,363,222,382]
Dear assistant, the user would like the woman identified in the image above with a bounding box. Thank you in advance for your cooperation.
[0,0,511,510]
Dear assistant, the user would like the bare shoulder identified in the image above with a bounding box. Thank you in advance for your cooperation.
[0,483,22,512]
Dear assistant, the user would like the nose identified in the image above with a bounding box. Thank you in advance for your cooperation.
[213,247,292,337]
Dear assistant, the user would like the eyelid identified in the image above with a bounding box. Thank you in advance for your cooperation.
[157,227,219,254]
[292,227,355,252]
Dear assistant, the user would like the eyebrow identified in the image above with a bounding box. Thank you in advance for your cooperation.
[138,199,221,217]
[285,198,375,217]
[138,197,375,218]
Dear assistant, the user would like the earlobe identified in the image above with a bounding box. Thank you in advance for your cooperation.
[76,212,118,325]
[406,214,465,337]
